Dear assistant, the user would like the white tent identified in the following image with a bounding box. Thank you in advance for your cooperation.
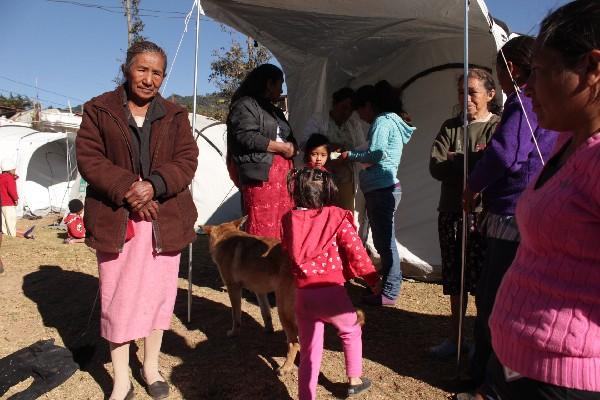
[0,125,80,217]
[200,0,509,280]
[189,114,243,225]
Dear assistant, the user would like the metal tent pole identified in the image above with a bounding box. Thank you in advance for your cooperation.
[188,0,201,324]
[456,0,470,373]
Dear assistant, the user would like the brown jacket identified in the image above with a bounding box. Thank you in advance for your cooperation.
[76,87,198,253]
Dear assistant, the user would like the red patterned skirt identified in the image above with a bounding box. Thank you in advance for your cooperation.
[241,155,293,240]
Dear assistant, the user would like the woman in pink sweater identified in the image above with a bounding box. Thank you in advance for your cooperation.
[480,1,600,398]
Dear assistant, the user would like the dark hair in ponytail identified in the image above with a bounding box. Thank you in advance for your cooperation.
[496,35,536,84]
[230,63,284,108]
[353,81,405,116]
[287,168,338,209]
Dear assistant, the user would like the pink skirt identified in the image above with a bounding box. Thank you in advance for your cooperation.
[97,218,181,343]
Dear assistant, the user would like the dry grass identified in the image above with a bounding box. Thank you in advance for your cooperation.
[0,215,476,399]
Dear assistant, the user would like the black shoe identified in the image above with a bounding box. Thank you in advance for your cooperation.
[140,369,169,400]
[347,377,372,397]
[109,382,134,400]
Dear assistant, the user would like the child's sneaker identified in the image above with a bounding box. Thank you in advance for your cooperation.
[362,293,396,307]
[347,377,371,397]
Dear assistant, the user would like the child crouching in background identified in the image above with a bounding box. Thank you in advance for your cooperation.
[63,199,86,244]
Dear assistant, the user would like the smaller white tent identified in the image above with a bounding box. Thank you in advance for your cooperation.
[189,114,243,226]
[11,109,82,133]
[0,125,80,216]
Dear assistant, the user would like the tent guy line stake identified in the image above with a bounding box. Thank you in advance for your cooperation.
[456,0,469,374]
[187,0,202,324]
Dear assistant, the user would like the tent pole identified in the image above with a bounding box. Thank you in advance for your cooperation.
[188,0,201,324]
[456,0,470,374]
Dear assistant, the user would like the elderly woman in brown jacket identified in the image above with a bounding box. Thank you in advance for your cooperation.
[76,41,198,400]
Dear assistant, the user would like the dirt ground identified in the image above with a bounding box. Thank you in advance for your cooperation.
[0,215,477,399]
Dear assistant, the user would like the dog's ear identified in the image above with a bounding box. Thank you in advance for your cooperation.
[199,224,213,235]
[233,215,247,230]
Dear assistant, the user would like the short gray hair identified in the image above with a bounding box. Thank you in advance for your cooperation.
[121,40,168,80]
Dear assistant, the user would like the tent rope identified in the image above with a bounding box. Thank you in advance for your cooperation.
[161,0,198,96]
[498,49,546,166]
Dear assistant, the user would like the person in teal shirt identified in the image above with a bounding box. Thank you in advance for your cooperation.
[341,82,415,305]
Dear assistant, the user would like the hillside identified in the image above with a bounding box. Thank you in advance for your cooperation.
[61,93,229,121]
[166,92,229,121]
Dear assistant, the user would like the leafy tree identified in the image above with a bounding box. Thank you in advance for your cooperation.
[209,26,272,102]
[0,94,32,111]
[168,93,229,122]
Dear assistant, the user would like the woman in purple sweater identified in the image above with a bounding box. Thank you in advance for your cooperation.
[463,36,558,386]
[475,1,600,398]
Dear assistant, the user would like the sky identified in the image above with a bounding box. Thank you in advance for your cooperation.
[0,0,569,109]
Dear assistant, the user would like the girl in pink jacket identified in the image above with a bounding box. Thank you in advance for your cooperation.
[281,167,380,400]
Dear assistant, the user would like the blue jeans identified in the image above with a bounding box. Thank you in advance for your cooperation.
[364,185,402,299]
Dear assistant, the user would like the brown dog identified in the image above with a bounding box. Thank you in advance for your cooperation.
[200,217,300,375]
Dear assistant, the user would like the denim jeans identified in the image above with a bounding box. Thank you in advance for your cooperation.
[364,185,402,299]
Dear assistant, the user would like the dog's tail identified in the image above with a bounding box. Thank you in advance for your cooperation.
[356,308,365,327]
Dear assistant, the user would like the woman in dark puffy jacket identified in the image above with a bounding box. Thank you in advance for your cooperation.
[226,64,297,239]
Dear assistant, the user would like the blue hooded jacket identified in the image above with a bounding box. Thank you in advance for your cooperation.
[348,112,415,193]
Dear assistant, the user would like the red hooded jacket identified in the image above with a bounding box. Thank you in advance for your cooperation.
[281,206,379,289]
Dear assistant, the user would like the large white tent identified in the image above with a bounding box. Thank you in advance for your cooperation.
[0,125,80,217]
[200,0,509,279]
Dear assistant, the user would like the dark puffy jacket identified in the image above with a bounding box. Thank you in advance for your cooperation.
[226,96,295,184]
[76,87,198,253]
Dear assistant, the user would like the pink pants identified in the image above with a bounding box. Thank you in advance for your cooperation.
[296,285,363,400]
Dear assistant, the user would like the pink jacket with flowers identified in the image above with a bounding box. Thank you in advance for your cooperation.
[281,206,379,289]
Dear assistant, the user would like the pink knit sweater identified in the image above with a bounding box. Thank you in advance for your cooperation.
[489,132,600,391]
